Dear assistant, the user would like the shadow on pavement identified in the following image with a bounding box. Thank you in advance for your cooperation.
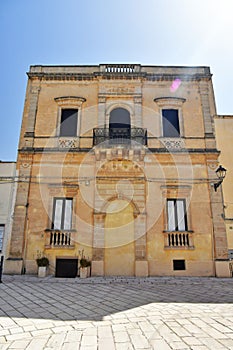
[0,276,233,321]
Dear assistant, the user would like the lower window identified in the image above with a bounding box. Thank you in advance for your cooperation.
[167,199,187,231]
[52,198,73,230]
[173,259,186,270]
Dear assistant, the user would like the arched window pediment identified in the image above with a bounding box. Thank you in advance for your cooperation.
[54,96,86,108]
[153,97,186,108]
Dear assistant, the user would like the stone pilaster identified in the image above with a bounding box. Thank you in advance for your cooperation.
[98,96,106,127]
[199,81,216,148]
[91,213,105,276]
[9,156,32,259]
[134,213,148,276]
[134,96,142,127]
[4,155,33,274]
[135,213,147,260]
[207,161,228,260]
[24,82,41,147]
[92,213,105,260]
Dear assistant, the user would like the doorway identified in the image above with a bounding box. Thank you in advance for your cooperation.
[104,199,135,276]
[55,258,78,278]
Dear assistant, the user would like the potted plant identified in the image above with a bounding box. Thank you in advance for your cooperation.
[36,256,49,277]
[79,257,91,278]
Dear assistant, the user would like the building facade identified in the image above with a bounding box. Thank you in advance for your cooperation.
[215,115,233,260]
[4,64,230,277]
[0,161,17,270]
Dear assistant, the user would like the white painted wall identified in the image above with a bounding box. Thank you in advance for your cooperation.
[0,162,17,266]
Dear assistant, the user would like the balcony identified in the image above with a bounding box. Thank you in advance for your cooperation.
[164,231,194,249]
[45,230,75,249]
[102,64,139,73]
[93,127,147,146]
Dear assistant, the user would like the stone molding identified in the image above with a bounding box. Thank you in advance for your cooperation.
[54,96,86,107]
[28,72,212,82]
[154,97,186,107]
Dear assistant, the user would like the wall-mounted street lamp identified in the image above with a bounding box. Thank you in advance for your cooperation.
[214,165,227,192]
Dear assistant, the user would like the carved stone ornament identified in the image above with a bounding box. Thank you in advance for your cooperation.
[21,163,30,168]
[58,138,78,148]
[98,96,106,103]
[100,86,135,95]
[134,96,142,104]
[19,155,33,164]
[161,138,185,150]
[207,161,219,170]
[30,86,40,94]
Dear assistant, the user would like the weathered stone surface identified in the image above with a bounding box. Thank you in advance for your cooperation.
[7,64,229,277]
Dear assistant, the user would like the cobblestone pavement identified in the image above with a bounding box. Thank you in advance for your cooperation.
[0,276,233,349]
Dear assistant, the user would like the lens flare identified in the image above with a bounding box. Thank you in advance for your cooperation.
[170,78,181,92]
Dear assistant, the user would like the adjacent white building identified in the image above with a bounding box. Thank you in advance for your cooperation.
[0,161,17,271]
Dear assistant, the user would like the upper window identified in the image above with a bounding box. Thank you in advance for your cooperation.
[109,108,131,143]
[52,198,73,230]
[162,109,180,137]
[154,97,186,138]
[60,109,78,137]
[0,225,4,252]
[167,199,187,231]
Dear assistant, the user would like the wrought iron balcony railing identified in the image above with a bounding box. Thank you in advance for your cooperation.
[93,128,147,146]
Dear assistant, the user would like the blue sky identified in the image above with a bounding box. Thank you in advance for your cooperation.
[0,0,233,160]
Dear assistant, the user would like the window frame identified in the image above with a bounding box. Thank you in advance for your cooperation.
[105,104,135,130]
[167,198,188,232]
[60,108,79,137]
[54,96,86,141]
[162,108,180,138]
[153,97,186,138]
[173,259,186,271]
[52,198,73,230]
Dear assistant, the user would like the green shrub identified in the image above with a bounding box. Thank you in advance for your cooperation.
[36,257,49,267]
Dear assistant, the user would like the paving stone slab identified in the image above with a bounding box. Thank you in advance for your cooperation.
[1,276,233,349]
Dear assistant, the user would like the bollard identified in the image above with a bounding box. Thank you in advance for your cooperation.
[0,256,4,283]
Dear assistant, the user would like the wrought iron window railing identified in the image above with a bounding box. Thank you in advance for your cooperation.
[93,127,147,146]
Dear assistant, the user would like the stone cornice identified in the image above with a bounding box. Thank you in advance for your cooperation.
[27,71,212,83]
[18,147,220,154]
[215,115,233,119]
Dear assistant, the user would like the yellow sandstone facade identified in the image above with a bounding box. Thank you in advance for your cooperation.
[5,64,231,277]
[215,116,233,256]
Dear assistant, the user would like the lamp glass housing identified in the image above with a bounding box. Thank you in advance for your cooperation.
[215,165,226,180]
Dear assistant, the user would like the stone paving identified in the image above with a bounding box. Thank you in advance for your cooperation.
[0,275,233,349]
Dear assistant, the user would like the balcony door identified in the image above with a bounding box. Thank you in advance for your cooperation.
[109,108,131,144]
